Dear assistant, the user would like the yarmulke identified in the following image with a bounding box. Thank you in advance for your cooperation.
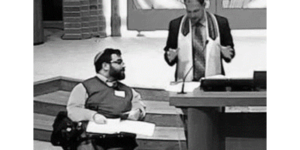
[94,51,104,63]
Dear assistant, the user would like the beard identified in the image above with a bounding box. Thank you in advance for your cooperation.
[109,67,125,80]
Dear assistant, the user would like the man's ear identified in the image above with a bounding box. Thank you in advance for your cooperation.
[102,62,110,71]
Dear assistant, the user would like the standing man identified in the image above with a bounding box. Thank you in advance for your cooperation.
[67,48,146,150]
[164,0,235,82]
[163,0,235,147]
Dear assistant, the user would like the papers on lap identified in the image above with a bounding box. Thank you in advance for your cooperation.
[86,118,156,136]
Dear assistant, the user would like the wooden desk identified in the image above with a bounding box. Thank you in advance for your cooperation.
[169,89,266,150]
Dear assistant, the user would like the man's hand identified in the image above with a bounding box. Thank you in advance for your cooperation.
[166,48,179,62]
[220,45,234,62]
[93,113,107,124]
[128,109,143,121]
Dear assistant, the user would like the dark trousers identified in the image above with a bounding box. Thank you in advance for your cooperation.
[75,126,137,150]
[76,136,137,150]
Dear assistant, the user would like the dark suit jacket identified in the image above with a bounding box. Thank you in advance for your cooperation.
[164,14,235,81]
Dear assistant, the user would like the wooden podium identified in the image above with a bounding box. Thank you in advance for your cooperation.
[169,88,266,150]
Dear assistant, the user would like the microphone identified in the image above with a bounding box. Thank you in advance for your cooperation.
[177,65,193,94]
[177,40,209,94]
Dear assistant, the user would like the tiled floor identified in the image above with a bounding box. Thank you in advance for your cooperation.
[34,28,266,89]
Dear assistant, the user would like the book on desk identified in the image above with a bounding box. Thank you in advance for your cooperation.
[200,71,266,92]
[167,71,266,92]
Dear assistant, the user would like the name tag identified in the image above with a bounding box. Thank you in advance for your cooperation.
[114,90,125,98]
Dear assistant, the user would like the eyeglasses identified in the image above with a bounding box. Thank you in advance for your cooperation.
[110,60,125,65]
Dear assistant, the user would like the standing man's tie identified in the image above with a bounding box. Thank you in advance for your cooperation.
[192,22,206,81]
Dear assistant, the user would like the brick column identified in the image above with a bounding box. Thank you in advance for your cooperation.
[89,0,106,37]
[62,0,82,39]
[62,0,106,40]
[81,0,92,39]
[97,0,107,37]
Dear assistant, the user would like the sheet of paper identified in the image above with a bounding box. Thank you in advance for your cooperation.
[86,119,155,136]
[86,118,121,134]
[117,120,155,136]
[166,81,200,92]
[203,75,227,79]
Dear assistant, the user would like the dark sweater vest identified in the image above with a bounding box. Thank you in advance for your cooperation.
[82,77,133,118]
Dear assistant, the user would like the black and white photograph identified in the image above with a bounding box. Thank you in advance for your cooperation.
[33,0,268,149]
[2,0,296,149]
